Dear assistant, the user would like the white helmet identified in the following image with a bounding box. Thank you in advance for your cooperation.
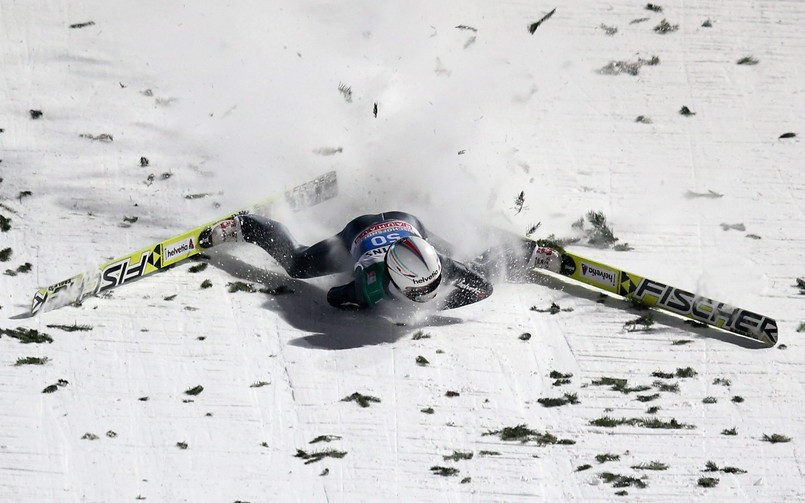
[385,236,442,303]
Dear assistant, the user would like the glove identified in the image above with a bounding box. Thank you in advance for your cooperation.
[327,283,362,310]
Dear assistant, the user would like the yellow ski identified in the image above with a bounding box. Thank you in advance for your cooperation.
[529,243,778,345]
[31,171,337,315]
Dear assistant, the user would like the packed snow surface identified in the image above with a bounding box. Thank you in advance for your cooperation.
[1,0,804,501]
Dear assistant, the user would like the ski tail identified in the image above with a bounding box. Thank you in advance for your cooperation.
[551,251,778,346]
[31,171,338,315]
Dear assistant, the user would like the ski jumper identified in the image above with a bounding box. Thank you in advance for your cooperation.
[238,211,493,309]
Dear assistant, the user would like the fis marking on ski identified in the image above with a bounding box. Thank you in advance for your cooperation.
[31,171,338,315]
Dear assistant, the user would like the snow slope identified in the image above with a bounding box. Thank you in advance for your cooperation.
[1,0,804,501]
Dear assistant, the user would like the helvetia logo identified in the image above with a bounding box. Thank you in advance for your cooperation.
[164,238,195,262]
[412,269,439,285]
[580,262,617,287]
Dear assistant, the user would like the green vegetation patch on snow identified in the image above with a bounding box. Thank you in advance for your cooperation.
[589,416,695,430]
[632,461,669,471]
[1,327,53,344]
[624,314,654,331]
[15,356,49,366]
[596,453,620,463]
[47,323,92,332]
[571,211,619,247]
[442,451,473,462]
[591,376,651,394]
[599,472,647,489]
[227,281,257,293]
[184,385,204,396]
[188,262,208,273]
[483,424,575,445]
[342,392,381,408]
[430,466,459,477]
[537,393,579,408]
[653,381,680,393]
[309,435,341,444]
[295,448,347,464]
[762,433,792,444]
[698,477,719,488]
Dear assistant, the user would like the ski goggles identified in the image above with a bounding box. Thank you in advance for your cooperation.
[390,274,442,303]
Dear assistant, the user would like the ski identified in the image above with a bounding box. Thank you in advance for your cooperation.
[519,239,778,345]
[30,171,338,315]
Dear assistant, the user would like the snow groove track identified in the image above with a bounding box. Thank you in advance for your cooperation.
[1,0,804,501]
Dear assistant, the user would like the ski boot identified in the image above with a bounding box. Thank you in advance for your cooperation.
[199,216,243,248]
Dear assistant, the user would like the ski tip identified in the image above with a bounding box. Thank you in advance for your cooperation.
[759,318,779,347]
[30,290,48,316]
